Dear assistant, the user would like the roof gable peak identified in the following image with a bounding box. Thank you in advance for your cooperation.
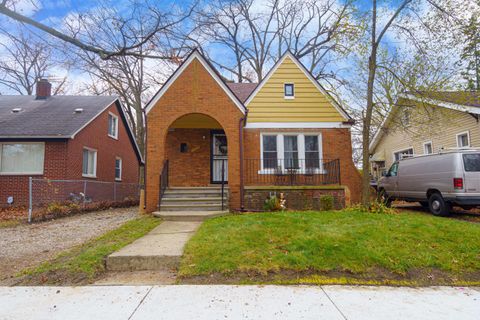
[144,50,245,115]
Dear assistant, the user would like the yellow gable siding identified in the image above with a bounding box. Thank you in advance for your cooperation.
[246,56,347,123]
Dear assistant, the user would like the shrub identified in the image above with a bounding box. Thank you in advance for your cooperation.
[346,199,397,215]
[319,195,334,211]
[263,195,283,212]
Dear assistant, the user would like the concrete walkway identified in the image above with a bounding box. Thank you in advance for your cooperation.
[106,221,202,272]
[1,285,478,319]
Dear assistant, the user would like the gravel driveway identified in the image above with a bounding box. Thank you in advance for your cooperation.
[0,207,139,283]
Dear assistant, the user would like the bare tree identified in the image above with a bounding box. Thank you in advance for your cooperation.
[0,27,66,95]
[0,0,196,60]
[359,0,463,206]
[276,0,358,83]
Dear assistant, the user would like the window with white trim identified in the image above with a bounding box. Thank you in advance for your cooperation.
[284,83,294,98]
[305,135,320,169]
[108,113,118,139]
[457,132,470,148]
[115,157,122,181]
[260,133,323,172]
[262,135,278,169]
[0,142,45,174]
[423,141,433,155]
[393,148,413,161]
[82,148,97,178]
[284,135,299,168]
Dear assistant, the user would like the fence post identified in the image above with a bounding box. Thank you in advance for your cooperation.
[83,180,87,208]
[28,176,33,223]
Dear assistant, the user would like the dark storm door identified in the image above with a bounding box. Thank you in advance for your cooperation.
[211,132,228,184]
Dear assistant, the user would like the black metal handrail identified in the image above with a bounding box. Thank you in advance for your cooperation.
[244,158,340,186]
[221,159,225,211]
[158,160,169,206]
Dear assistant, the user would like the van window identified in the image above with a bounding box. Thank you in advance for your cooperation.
[463,154,480,172]
[388,162,399,176]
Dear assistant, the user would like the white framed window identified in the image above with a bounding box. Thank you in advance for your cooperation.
[456,131,470,148]
[108,112,119,139]
[393,147,414,161]
[82,147,97,178]
[260,133,323,173]
[423,141,433,155]
[0,142,45,175]
[284,83,294,99]
[401,108,411,127]
[115,157,122,181]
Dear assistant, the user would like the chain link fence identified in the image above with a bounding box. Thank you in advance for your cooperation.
[28,178,141,223]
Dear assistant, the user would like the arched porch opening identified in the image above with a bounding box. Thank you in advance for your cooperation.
[165,113,229,187]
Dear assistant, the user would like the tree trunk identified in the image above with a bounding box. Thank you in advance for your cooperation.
[361,52,377,207]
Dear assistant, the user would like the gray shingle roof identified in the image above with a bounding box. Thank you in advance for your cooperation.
[0,95,117,138]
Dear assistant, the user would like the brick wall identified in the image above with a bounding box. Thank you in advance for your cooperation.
[244,187,346,211]
[146,58,244,212]
[166,128,212,186]
[0,103,140,207]
[243,128,362,203]
[66,103,139,183]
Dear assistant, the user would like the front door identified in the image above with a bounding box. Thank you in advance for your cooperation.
[211,131,228,183]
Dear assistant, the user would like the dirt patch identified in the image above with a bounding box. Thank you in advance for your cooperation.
[178,268,480,287]
[0,207,139,284]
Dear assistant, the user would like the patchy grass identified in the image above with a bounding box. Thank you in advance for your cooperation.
[17,215,160,285]
[0,220,21,228]
[179,211,480,285]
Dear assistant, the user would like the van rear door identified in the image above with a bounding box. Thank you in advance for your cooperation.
[462,153,480,193]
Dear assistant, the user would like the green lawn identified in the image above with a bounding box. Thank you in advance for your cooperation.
[18,215,161,285]
[179,211,480,285]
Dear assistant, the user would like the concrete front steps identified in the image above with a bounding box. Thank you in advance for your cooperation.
[159,187,228,212]
[153,210,229,221]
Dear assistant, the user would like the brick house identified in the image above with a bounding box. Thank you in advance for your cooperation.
[145,50,361,212]
[0,79,143,207]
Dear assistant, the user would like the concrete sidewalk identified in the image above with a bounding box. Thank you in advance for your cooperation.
[0,285,478,319]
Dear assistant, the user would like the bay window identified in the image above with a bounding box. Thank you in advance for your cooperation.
[0,142,45,174]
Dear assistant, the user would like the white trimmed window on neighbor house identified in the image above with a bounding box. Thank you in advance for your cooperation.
[456,131,470,148]
[0,142,45,174]
[423,141,433,155]
[108,112,119,139]
[82,148,97,178]
[393,148,414,161]
[115,157,122,181]
[261,133,323,172]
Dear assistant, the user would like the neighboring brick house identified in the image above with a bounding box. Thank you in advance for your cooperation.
[369,92,480,180]
[145,50,361,212]
[0,79,143,207]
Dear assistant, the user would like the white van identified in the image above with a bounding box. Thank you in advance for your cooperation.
[377,150,480,216]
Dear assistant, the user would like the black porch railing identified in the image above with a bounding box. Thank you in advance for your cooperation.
[244,158,341,186]
[158,160,169,206]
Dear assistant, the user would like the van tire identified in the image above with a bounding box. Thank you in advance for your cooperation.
[428,193,451,216]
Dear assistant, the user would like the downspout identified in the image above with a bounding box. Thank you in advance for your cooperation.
[143,109,147,211]
[239,108,249,211]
